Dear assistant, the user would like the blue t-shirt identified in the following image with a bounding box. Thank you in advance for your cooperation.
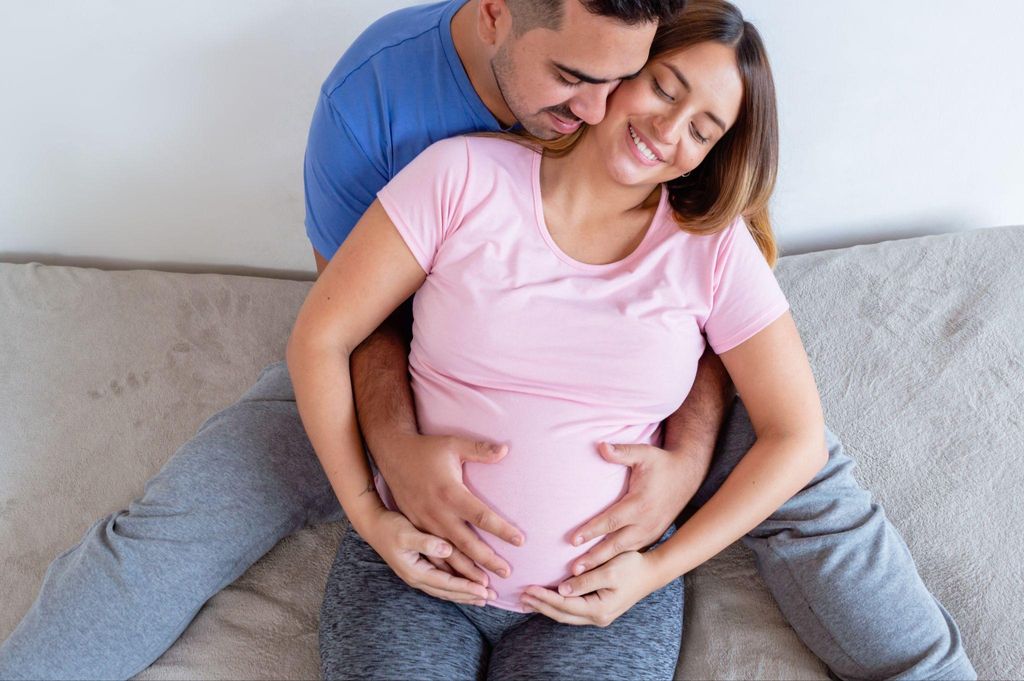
[303,0,505,260]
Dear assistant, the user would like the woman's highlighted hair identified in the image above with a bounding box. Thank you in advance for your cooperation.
[652,0,780,266]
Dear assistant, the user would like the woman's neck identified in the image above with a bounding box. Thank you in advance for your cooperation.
[539,131,661,226]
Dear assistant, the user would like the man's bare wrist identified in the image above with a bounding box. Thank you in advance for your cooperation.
[664,443,713,499]
[366,425,420,479]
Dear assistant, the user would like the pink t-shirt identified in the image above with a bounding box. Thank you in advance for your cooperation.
[373,136,789,612]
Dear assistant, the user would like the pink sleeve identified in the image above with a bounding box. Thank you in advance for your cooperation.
[703,218,790,354]
[375,136,471,273]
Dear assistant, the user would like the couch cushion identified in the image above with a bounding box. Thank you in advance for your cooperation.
[1,225,1021,679]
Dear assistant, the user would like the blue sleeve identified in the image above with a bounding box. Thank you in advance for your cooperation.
[303,90,389,261]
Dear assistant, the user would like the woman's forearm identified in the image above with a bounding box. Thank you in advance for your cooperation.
[645,433,827,589]
[286,339,387,538]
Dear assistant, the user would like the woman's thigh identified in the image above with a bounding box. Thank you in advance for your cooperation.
[486,575,684,681]
[319,529,488,681]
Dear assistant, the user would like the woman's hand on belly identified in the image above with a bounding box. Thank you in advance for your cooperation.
[517,548,665,627]
[361,507,499,606]
[563,442,705,576]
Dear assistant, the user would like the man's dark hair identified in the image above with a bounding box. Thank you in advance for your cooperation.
[507,0,687,36]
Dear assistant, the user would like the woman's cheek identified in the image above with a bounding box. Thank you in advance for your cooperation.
[621,81,651,109]
[674,149,696,177]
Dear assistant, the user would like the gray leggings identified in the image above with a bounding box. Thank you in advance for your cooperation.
[319,525,683,681]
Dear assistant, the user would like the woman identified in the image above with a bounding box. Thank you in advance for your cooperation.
[287,1,826,677]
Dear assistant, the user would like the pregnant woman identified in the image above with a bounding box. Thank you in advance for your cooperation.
[287,1,826,677]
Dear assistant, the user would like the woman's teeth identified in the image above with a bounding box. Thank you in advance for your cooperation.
[629,124,660,163]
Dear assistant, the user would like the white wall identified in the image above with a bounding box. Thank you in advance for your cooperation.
[1,1,1022,278]
[736,0,1024,254]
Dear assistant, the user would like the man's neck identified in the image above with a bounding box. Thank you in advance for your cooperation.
[450,0,516,127]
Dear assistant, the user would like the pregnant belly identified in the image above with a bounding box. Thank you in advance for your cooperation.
[384,380,654,612]
[373,438,629,612]
[461,440,629,611]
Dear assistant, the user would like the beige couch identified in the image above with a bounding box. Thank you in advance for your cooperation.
[2,225,1022,679]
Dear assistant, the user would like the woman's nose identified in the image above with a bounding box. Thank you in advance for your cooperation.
[652,113,685,144]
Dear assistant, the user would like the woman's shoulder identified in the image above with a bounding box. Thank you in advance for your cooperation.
[415,133,537,170]
[463,133,541,161]
[655,204,754,264]
[659,205,748,244]
[421,133,537,151]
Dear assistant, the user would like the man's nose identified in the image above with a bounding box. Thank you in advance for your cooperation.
[569,83,615,126]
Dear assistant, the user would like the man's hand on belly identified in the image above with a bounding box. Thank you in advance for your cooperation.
[564,442,705,578]
[374,431,525,586]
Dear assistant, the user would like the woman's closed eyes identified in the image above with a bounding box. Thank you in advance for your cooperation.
[650,74,711,145]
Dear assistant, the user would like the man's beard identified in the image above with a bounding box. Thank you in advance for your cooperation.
[491,46,580,140]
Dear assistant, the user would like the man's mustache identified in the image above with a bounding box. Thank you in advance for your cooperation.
[540,105,579,123]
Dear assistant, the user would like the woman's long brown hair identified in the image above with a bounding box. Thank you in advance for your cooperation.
[493,0,781,265]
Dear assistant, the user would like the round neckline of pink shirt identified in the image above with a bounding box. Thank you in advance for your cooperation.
[529,150,671,272]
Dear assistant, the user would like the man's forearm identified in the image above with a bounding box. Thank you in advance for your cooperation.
[661,345,735,473]
[350,298,417,476]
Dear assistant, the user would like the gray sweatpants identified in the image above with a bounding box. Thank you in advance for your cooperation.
[319,525,683,680]
[0,360,976,680]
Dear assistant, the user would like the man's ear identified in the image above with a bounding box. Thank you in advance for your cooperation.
[477,0,510,47]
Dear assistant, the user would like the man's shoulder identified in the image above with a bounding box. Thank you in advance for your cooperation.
[321,1,453,99]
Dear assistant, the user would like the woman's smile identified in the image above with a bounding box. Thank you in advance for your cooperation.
[626,121,665,167]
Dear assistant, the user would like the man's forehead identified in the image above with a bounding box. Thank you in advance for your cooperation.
[530,19,654,81]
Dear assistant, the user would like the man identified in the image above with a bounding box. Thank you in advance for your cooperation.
[0,1,974,679]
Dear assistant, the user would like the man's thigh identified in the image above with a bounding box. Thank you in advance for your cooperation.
[156,359,343,530]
